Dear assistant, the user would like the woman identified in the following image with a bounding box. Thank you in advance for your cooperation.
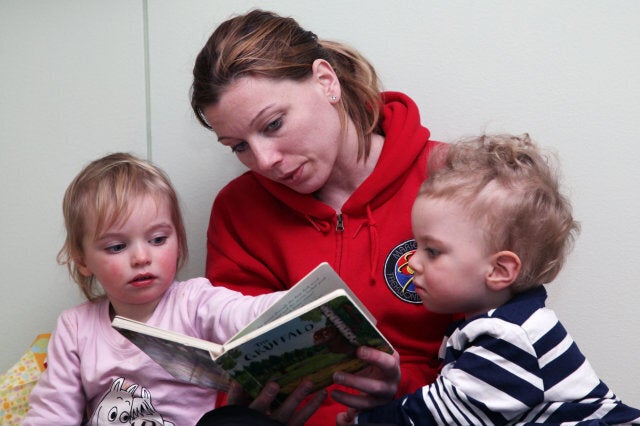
[191,9,455,424]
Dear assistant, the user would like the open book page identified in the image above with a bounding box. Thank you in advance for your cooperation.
[216,290,393,405]
[228,263,374,343]
[112,317,230,390]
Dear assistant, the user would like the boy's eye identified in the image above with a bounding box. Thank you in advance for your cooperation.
[231,141,248,153]
[425,247,441,258]
[106,243,126,254]
[150,236,168,246]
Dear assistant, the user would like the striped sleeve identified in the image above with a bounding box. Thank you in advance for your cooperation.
[356,293,640,425]
[357,318,545,425]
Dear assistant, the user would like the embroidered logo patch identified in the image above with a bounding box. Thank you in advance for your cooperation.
[383,239,420,304]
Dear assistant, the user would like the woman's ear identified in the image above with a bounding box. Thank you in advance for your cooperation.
[311,58,340,101]
[486,251,521,291]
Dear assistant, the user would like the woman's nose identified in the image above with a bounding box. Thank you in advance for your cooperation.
[251,139,283,172]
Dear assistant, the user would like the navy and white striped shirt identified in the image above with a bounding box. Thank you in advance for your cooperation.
[357,287,640,425]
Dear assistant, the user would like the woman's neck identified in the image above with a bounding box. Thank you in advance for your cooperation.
[315,132,384,211]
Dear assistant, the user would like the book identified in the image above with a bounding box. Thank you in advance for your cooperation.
[112,262,394,406]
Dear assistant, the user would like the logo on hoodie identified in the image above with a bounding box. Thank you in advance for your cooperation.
[383,239,421,304]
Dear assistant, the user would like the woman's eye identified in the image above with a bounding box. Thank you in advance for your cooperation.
[231,141,248,153]
[266,117,282,132]
[106,243,126,254]
[150,236,168,246]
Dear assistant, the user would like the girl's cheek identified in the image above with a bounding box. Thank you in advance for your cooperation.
[158,251,179,275]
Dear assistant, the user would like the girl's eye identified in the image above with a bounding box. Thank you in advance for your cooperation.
[231,141,249,154]
[105,243,126,254]
[150,236,168,246]
[266,117,282,132]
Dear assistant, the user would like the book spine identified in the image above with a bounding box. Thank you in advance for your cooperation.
[319,305,359,346]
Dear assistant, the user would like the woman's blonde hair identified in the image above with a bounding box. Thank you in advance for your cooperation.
[420,134,580,292]
[191,9,382,160]
[57,153,188,301]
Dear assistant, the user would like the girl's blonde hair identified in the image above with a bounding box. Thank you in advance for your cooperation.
[191,9,382,160]
[420,134,580,292]
[57,153,188,301]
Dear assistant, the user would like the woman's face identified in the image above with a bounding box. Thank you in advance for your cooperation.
[202,61,343,194]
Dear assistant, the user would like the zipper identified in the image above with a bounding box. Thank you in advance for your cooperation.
[335,213,344,274]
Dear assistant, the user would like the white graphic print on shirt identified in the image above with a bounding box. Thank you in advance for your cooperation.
[88,377,174,426]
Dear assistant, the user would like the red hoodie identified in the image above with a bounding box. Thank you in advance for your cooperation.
[206,92,454,424]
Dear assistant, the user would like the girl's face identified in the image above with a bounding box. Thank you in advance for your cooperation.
[408,196,497,319]
[77,194,179,321]
[202,60,343,194]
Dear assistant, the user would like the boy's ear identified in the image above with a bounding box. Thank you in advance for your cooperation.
[486,251,521,291]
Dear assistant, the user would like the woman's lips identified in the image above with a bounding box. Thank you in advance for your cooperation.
[280,164,303,184]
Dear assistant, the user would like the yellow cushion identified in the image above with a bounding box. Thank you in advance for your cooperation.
[0,334,50,425]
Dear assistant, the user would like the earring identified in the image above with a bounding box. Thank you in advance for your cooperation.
[331,95,337,102]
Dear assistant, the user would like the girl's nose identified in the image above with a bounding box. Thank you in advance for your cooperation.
[131,243,151,267]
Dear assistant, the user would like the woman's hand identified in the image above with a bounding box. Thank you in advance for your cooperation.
[227,379,327,426]
[332,346,400,416]
[226,346,399,425]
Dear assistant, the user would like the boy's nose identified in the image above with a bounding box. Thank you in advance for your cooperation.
[407,252,419,274]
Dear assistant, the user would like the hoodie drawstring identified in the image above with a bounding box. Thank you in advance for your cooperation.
[304,214,332,233]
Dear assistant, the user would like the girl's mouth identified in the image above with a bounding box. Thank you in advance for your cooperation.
[130,274,155,287]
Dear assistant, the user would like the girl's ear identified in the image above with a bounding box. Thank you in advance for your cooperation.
[486,251,521,291]
[311,58,340,101]
[75,256,92,277]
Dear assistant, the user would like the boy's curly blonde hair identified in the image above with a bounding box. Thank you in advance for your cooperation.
[420,134,580,292]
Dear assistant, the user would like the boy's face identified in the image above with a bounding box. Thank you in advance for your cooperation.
[409,196,497,319]
[77,194,179,321]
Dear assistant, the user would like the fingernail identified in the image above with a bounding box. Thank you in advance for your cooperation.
[302,380,314,393]
[266,382,278,396]
[334,372,344,383]
[359,346,370,359]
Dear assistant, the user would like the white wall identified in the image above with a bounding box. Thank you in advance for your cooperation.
[2,0,639,407]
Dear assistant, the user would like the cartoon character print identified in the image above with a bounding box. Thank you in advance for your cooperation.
[88,378,136,425]
[313,325,356,356]
[396,251,415,293]
[88,377,174,426]
[130,388,174,426]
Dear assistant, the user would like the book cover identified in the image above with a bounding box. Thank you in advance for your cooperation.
[227,263,375,342]
[112,263,393,403]
[217,291,393,405]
